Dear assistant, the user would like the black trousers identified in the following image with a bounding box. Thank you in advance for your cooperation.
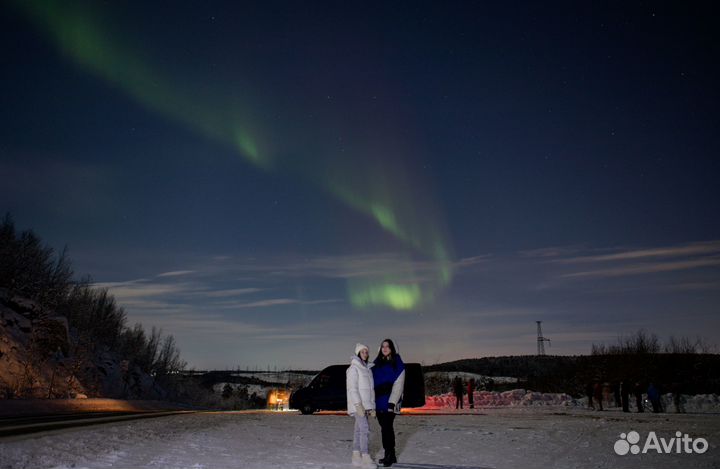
[377,411,396,452]
[651,399,662,413]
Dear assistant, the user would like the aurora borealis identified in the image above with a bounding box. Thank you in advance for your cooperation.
[2,1,719,368]
[13,0,454,311]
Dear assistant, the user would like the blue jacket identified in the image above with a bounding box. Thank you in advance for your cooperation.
[372,354,406,413]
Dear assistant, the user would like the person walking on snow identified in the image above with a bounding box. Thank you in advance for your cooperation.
[633,381,644,413]
[453,375,464,409]
[347,343,376,468]
[647,382,662,413]
[467,378,476,409]
[593,381,603,411]
[373,339,405,467]
[585,382,594,409]
[620,380,630,413]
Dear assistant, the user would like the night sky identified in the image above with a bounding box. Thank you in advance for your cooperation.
[2,1,719,369]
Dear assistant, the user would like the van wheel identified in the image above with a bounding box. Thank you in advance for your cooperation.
[300,405,315,415]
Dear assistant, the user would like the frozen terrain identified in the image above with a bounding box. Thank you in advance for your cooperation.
[424,389,720,413]
[424,389,578,408]
[1,408,718,469]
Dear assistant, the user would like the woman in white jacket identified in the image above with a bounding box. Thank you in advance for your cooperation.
[346,343,376,468]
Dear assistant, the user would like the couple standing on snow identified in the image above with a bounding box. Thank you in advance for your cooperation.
[346,339,405,468]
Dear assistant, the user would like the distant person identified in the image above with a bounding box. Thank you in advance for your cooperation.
[467,378,476,409]
[585,382,594,409]
[671,382,685,413]
[453,375,464,409]
[346,343,376,468]
[620,380,630,413]
[603,382,612,406]
[633,381,644,413]
[593,382,603,411]
[373,339,405,467]
[647,382,662,413]
[613,382,621,408]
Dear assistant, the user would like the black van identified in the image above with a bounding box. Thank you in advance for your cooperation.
[289,363,425,414]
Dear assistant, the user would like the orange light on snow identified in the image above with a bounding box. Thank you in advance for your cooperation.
[267,389,291,410]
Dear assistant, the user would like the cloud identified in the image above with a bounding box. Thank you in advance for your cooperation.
[454,255,492,268]
[543,241,720,279]
[157,270,196,277]
[560,257,720,279]
[95,282,192,299]
[203,288,265,298]
[225,298,299,308]
[93,278,150,289]
[282,253,442,280]
[86,242,720,368]
[517,245,586,259]
[130,313,280,337]
[464,308,540,319]
[213,298,342,309]
[94,261,343,322]
[664,281,720,291]
[556,241,720,264]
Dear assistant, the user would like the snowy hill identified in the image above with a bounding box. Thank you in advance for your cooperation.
[0,290,163,400]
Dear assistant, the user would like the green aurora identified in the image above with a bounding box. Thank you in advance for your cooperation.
[16,1,455,310]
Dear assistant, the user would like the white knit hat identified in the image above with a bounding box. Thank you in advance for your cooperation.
[355,343,369,355]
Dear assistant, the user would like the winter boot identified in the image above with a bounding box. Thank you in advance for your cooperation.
[352,451,362,467]
[361,453,376,468]
[381,449,396,467]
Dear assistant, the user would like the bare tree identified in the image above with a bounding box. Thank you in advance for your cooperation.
[1,213,189,399]
[592,329,716,355]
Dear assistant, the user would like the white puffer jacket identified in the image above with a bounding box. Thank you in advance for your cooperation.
[346,355,375,416]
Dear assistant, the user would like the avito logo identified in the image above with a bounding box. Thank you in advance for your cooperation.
[615,431,709,455]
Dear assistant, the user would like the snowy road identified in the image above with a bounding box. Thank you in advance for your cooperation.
[1,408,718,469]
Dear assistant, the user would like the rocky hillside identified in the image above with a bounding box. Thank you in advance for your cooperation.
[0,215,192,401]
[0,289,165,399]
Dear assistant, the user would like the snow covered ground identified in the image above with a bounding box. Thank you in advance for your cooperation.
[423,372,518,385]
[1,408,718,469]
[424,390,720,413]
[424,389,578,408]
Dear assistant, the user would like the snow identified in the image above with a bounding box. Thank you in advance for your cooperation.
[210,371,313,401]
[423,387,720,413]
[573,393,720,414]
[424,371,518,385]
[212,383,268,397]
[1,408,718,468]
[667,394,720,413]
[227,372,314,386]
[423,389,579,408]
